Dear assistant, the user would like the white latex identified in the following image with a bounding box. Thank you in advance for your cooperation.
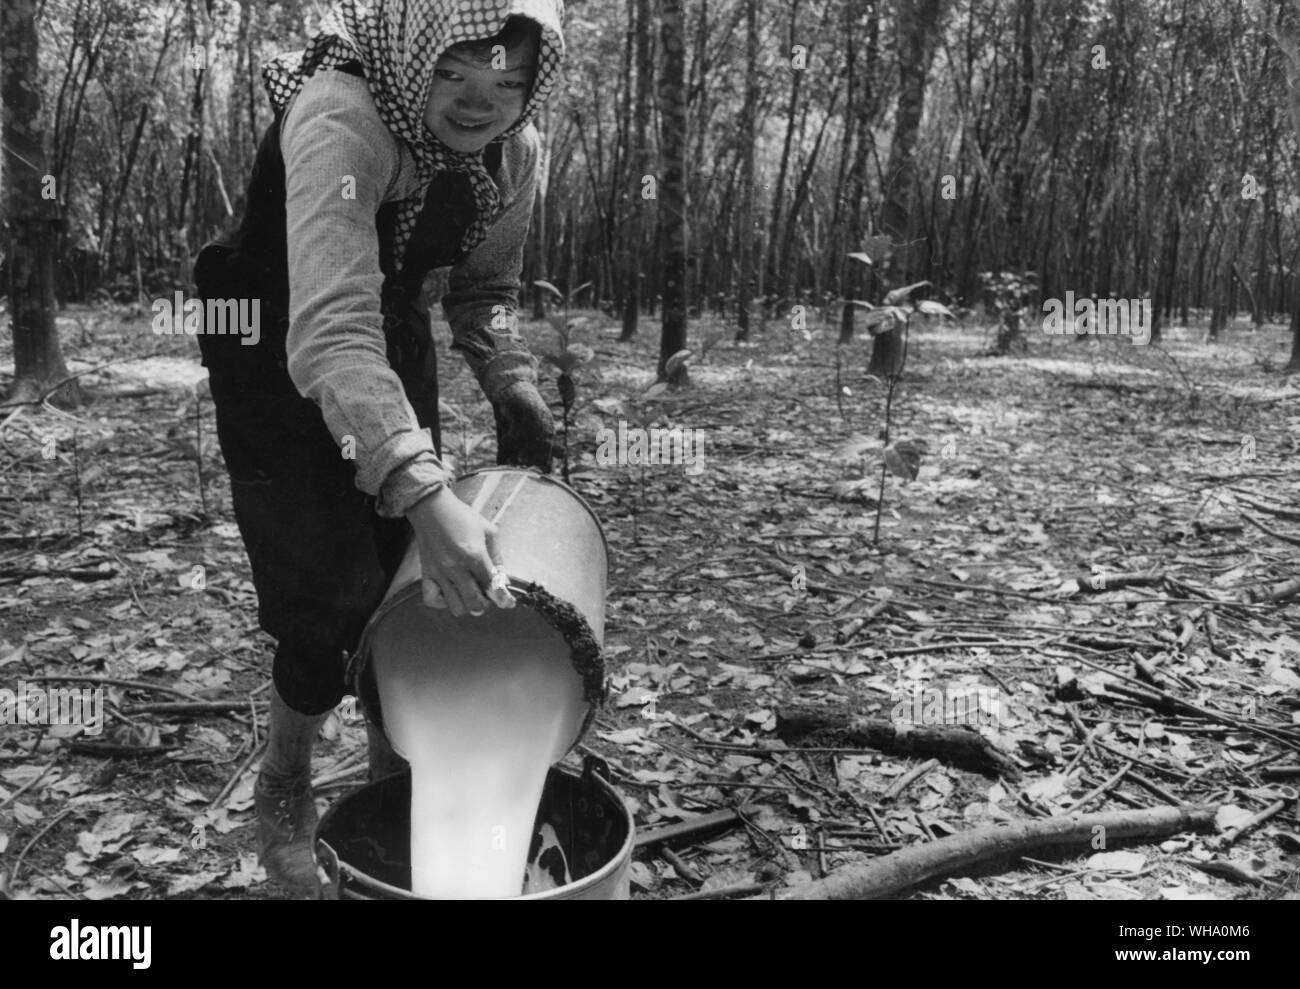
[373,603,586,899]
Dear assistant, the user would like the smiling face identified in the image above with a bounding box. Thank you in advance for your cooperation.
[422,34,537,153]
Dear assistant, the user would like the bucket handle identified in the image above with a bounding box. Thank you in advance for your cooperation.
[582,753,614,786]
[316,840,342,901]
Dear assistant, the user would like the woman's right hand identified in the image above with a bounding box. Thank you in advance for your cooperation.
[404,487,516,616]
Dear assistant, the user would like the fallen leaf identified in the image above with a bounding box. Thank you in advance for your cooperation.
[131,845,183,867]
[1215,805,1254,831]
[1024,773,1068,802]
[82,877,133,900]
[173,784,208,805]
[221,854,266,889]
[166,870,221,897]
[615,686,656,709]
[1086,850,1146,873]
[628,861,657,891]
[631,769,675,784]
[11,802,42,827]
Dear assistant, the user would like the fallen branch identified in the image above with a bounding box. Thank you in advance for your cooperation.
[669,881,767,901]
[1246,577,1300,604]
[121,700,260,715]
[634,805,759,850]
[777,804,1218,900]
[1068,571,1164,594]
[777,706,1021,779]
[67,741,180,758]
[1101,682,1300,751]
[882,758,940,801]
[208,738,267,811]
[0,567,117,584]
[10,808,74,885]
[22,675,198,701]
[1193,520,1243,536]
[1216,788,1297,848]
[1238,513,1300,548]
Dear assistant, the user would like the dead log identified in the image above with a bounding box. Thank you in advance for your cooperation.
[776,705,1020,779]
[779,804,1218,899]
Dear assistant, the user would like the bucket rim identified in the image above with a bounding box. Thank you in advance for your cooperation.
[314,762,635,900]
[348,466,608,689]
[456,466,610,561]
[351,574,607,722]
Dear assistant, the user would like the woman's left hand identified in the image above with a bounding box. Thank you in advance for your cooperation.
[493,380,556,473]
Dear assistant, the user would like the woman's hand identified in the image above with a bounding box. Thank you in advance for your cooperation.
[405,487,516,616]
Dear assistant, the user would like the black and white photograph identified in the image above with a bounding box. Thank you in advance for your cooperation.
[0,0,1295,946]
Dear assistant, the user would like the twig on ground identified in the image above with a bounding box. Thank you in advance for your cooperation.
[11,808,74,885]
[882,758,940,801]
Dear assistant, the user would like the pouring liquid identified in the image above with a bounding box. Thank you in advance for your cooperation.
[372,603,586,899]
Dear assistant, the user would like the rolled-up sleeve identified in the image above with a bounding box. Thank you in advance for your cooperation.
[281,71,453,517]
[443,124,543,403]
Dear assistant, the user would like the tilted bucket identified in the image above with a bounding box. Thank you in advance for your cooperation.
[316,758,633,900]
[351,467,609,741]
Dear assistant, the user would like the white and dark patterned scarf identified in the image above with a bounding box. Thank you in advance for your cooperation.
[263,0,565,267]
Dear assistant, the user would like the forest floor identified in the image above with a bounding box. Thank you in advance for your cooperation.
[0,303,1298,901]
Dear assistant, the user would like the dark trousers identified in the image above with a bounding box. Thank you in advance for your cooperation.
[196,245,440,715]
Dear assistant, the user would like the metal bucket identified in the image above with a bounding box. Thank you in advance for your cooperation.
[316,758,633,900]
[350,467,609,742]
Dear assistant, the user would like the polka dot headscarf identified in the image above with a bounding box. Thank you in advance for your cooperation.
[263,0,566,267]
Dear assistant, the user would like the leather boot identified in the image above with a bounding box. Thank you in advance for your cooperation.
[256,685,327,898]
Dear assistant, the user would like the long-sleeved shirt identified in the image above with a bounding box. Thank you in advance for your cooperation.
[279,68,540,518]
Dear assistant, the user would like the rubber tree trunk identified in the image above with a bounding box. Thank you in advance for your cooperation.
[1288,307,1300,373]
[735,0,759,343]
[870,0,946,376]
[656,0,689,386]
[2,0,83,407]
[620,0,653,343]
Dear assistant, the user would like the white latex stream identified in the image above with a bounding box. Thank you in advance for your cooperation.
[373,604,586,899]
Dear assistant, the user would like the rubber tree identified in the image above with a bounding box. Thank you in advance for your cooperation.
[656,0,689,385]
[2,0,83,407]
[869,0,948,377]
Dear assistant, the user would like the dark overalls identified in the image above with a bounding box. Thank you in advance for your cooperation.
[194,61,504,716]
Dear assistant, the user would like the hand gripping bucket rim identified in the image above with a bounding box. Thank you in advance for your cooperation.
[348,466,610,750]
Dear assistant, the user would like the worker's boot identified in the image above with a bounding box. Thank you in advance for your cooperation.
[256,685,327,899]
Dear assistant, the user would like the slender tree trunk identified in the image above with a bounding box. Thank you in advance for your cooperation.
[620,0,654,342]
[764,0,803,311]
[735,0,759,342]
[839,1,880,346]
[869,0,947,377]
[657,0,689,385]
[2,0,83,406]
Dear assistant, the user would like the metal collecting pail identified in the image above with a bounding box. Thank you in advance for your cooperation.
[316,759,633,900]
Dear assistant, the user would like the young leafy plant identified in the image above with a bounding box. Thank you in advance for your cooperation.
[539,330,595,486]
[534,279,593,342]
[834,278,954,544]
